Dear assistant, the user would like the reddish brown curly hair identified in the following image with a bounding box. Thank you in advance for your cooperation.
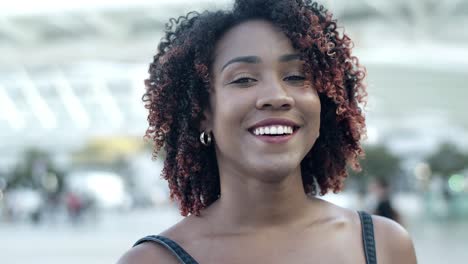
[143,0,367,216]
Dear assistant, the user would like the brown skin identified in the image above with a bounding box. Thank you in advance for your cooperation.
[118,20,417,264]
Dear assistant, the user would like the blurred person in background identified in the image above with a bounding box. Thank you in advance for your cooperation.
[368,177,402,225]
[118,0,416,263]
[66,190,83,224]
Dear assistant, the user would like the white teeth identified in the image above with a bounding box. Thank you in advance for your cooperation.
[252,125,295,136]
[278,126,284,134]
[254,128,259,135]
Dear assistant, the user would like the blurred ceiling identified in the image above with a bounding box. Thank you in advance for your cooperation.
[0,0,467,162]
[1,0,468,65]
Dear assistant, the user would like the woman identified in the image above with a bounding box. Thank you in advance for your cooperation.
[118,0,417,263]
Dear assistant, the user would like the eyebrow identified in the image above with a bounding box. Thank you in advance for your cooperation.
[221,56,260,72]
[278,53,302,62]
[220,53,302,72]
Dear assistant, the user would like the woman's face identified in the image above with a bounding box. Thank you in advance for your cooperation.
[205,20,321,181]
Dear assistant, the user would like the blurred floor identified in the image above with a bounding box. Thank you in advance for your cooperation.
[1,202,466,264]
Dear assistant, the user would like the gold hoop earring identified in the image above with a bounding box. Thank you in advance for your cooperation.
[200,131,212,146]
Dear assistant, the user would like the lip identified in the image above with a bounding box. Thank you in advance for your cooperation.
[248,118,301,131]
[247,117,301,144]
[251,130,299,144]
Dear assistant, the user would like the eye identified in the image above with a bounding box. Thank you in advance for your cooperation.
[284,75,305,82]
[229,77,257,85]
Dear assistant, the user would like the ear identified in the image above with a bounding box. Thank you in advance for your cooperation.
[200,107,213,132]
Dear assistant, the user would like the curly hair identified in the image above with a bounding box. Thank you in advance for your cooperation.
[143,0,367,216]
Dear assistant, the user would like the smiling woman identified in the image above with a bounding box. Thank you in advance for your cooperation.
[117,0,417,263]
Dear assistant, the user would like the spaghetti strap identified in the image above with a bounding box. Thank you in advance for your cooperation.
[134,214,377,264]
[133,235,199,264]
[358,211,377,264]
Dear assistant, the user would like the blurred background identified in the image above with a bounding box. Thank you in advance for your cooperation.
[0,0,467,263]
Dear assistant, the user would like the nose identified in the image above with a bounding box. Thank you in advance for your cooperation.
[256,78,295,110]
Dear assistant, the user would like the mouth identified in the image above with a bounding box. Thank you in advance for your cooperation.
[247,118,302,144]
[248,125,300,136]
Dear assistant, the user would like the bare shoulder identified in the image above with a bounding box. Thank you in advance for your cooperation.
[116,242,179,264]
[372,215,417,264]
[314,200,416,263]
[116,216,197,264]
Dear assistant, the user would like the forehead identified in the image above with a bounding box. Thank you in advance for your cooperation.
[213,20,296,68]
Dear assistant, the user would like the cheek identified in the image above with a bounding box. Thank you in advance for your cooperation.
[213,90,254,126]
[297,93,321,135]
[211,95,246,139]
[298,91,321,117]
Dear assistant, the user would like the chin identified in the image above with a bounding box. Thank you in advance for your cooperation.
[250,160,300,183]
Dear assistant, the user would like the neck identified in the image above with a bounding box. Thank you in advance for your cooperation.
[204,165,314,233]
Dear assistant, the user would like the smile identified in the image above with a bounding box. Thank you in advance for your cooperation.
[247,118,301,144]
[252,125,294,136]
[251,127,297,144]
